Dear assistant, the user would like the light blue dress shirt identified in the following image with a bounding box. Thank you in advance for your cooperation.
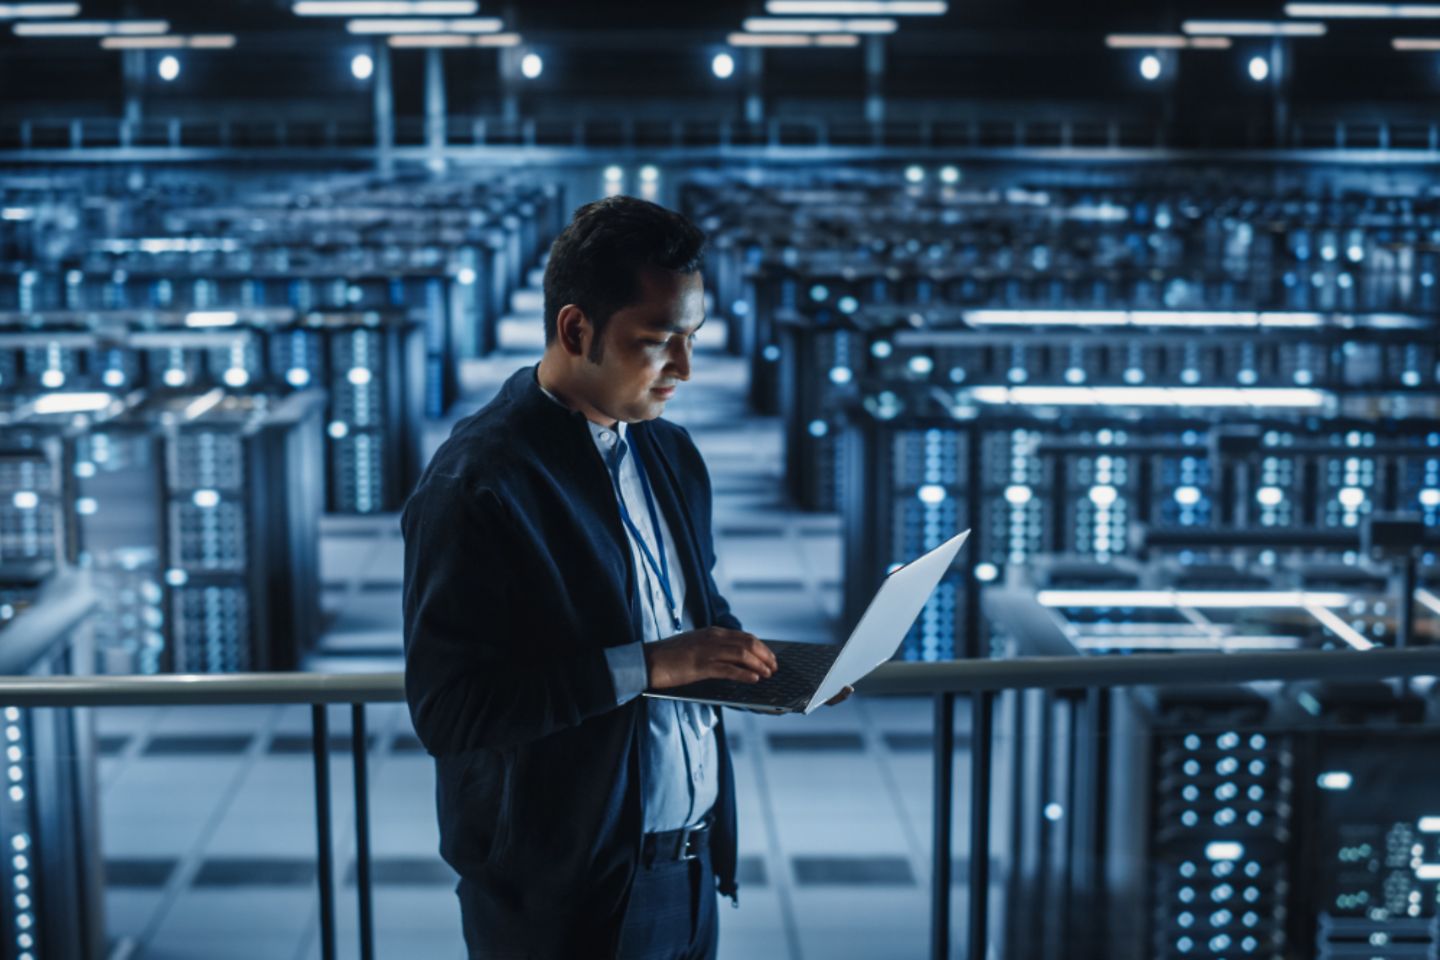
[584,419,720,833]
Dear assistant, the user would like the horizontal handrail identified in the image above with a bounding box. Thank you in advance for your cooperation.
[5,645,1440,708]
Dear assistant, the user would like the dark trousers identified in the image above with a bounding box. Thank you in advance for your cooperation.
[617,842,719,960]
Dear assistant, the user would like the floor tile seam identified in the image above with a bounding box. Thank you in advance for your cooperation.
[130,704,288,952]
[850,696,933,887]
[738,709,806,960]
[96,706,167,794]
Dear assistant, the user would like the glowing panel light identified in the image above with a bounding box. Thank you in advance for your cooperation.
[965,385,1329,409]
[158,53,179,79]
[103,34,236,49]
[727,31,860,46]
[184,311,238,328]
[1316,771,1354,790]
[351,52,374,78]
[388,32,519,46]
[766,1,946,12]
[14,19,168,35]
[1417,865,1440,880]
[1036,589,1351,609]
[32,392,114,415]
[294,1,478,13]
[1182,20,1327,35]
[1286,2,1440,15]
[191,489,220,509]
[1205,842,1246,862]
[917,484,947,504]
[1419,816,1440,832]
[520,51,542,77]
[1105,33,1232,48]
[346,16,501,33]
[10,492,37,510]
[1248,55,1271,81]
[0,4,79,17]
[1393,35,1440,46]
[742,16,899,32]
[711,51,735,78]
[1139,53,1162,79]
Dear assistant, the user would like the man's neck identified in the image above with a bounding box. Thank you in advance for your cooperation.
[536,352,619,428]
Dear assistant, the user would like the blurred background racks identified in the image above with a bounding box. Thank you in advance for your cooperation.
[7,1,1440,957]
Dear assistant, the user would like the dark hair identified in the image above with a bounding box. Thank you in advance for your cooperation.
[542,196,706,356]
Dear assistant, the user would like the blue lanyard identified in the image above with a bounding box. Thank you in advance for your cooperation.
[606,436,683,633]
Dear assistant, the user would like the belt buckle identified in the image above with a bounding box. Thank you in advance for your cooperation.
[678,825,702,862]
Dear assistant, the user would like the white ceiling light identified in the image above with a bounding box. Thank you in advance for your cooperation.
[387,32,519,46]
[711,50,735,78]
[1248,55,1271,80]
[294,1,478,14]
[15,19,168,36]
[521,51,542,77]
[351,51,374,77]
[727,31,860,46]
[765,1,946,12]
[1392,35,1440,46]
[1182,20,1327,35]
[0,4,80,17]
[1105,33,1232,48]
[346,16,502,33]
[1286,3,1440,15]
[1140,53,1162,79]
[742,16,898,32]
[101,34,235,49]
[158,54,181,80]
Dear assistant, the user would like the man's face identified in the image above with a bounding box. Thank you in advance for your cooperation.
[576,268,705,424]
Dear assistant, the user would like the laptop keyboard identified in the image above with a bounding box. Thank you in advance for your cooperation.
[660,640,842,712]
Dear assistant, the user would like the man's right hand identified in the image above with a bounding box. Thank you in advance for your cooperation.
[644,627,778,689]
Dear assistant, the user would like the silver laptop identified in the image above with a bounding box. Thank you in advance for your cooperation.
[645,530,970,715]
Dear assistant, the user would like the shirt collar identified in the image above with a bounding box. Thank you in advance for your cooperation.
[533,365,627,445]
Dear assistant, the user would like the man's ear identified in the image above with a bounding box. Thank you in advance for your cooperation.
[554,304,589,357]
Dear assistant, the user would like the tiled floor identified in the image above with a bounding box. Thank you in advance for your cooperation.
[93,286,983,959]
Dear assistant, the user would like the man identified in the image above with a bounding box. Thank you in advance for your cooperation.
[403,196,845,959]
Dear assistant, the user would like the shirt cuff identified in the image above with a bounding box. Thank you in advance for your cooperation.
[605,642,648,705]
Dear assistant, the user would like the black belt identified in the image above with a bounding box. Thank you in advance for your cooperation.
[641,817,711,866]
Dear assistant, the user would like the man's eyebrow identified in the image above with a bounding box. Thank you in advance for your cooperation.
[646,317,707,333]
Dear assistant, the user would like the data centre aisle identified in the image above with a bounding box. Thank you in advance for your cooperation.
[91,279,981,960]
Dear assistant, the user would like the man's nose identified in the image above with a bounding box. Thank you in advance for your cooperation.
[668,340,692,381]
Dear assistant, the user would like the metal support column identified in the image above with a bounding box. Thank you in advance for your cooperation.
[122,50,144,144]
[1271,37,1290,147]
[744,49,764,125]
[865,35,886,128]
[373,41,394,175]
[425,46,447,170]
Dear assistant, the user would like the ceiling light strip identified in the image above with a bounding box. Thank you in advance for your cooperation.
[15,19,168,36]
[0,3,79,17]
[765,1,946,13]
[727,31,860,46]
[346,15,501,33]
[742,16,898,33]
[1182,19,1327,35]
[388,31,521,47]
[1105,33,1233,49]
[294,1,478,14]
[101,34,236,49]
[1286,2,1440,16]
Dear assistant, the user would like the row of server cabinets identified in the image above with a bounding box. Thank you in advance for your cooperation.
[687,167,1440,958]
[0,172,562,679]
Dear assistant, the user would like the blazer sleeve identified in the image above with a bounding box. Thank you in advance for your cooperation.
[401,476,619,755]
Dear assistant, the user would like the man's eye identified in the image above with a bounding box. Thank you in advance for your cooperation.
[642,339,666,347]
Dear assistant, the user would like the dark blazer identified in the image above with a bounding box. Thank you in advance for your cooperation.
[401,365,741,959]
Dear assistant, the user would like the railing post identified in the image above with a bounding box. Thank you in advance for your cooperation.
[967,690,994,960]
[931,691,956,960]
[312,704,337,960]
[351,704,375,960]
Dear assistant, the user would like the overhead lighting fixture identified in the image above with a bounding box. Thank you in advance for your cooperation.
[963,309,1324,328]
[965,385,1329,409]
[102,34,236,49]
[1393,35,1440,46]
[350,51,374,77]
[32,392,115,415]
[14,19,168,36]
[0,4,79,17]
[388,32,519,46]
[184,311,239,328]
[1037,590,1351,609]
[1286,3,1440,16]
[294,1,478,13]
[1182,20,1327,35]
[711,50,735,78]
[742,16,898,32]
[765,1,946,12]
[1105,33,1232,48]
[1249,55,1271,80]
[346,16,502,33]
[520,51,542,77]
[157,53,180,80]
[727,31,861,46]
[1139,53,1162,79]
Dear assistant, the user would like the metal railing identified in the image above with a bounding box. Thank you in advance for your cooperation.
[10,645,1440,959]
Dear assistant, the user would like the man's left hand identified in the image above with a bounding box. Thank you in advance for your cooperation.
[824,685,854,707]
